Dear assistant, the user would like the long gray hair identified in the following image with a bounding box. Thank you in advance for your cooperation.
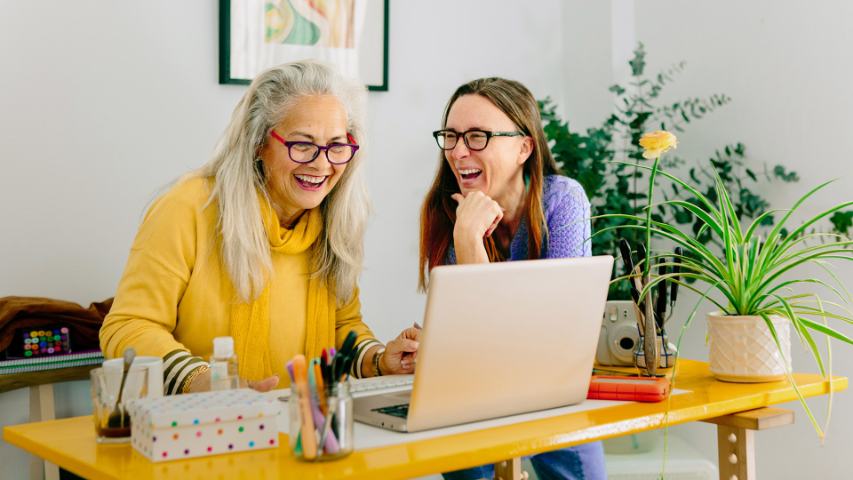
[197,60,369,304]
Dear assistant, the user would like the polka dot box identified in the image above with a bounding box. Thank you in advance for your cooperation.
[127,388,281,462]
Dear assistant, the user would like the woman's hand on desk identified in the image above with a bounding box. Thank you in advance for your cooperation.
[382,326,420,374]
[247,375,280,392]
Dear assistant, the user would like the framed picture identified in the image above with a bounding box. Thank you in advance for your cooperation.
[219,0,389,91]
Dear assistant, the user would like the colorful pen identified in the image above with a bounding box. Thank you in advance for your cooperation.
[313,360,328,415]
[292,355,317,459]
[339,330,358,359]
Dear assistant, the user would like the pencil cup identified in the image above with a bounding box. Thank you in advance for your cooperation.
[289,382,353,461]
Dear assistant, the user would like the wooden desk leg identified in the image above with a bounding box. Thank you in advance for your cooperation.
[704,407,794,480]
[716,424,755,480]
[493,457,529,480]
[29,384,59,480]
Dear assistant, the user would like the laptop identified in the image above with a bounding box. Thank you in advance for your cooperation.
[353,255,614,432]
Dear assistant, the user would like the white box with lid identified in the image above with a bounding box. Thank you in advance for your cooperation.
[127,388,281,462]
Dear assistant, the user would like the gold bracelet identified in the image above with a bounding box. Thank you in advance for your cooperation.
[180,364,210,394]
[372,348,386,377]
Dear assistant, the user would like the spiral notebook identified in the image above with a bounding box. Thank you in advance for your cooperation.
[0,350,104,375]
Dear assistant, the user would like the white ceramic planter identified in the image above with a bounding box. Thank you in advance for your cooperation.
[707,313,791,382]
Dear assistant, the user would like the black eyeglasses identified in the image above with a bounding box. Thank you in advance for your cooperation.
[432,128,525,151]
[269,130,359,165]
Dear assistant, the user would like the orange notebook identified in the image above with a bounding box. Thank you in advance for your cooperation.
[587,375,670,402]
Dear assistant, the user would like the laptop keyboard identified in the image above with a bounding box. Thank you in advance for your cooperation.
[373,403,409,418]
[273,374,414,402]
[349,374,414,398]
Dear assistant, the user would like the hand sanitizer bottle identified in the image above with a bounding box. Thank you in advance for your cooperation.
[210,336,239,390]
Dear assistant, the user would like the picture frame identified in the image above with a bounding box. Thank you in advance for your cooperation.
[219,0,389,91]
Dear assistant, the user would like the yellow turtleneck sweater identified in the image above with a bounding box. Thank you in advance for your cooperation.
[100,177,377,389]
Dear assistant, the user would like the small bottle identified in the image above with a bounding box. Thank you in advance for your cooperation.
[210,336,239,391]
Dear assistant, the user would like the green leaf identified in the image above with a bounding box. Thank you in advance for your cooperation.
[629,43,647,76]
[674,208,693,224]
[773,165,800,182]
[800,317,853,345]
[829,210,853,235]
[761,311,826,439]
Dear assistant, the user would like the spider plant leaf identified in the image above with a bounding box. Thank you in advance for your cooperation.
[760,312,825,439]
[773,201,853,257]
[799,317,853,346]
[770,296,826,377]
[755,181,837,272]
[754,279,849,314]
[743,209,783,242]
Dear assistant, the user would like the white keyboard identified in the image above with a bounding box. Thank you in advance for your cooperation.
[348,374,414,398]
[273,374,414,402]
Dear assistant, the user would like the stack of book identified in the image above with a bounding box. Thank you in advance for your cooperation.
[0,350,104,375]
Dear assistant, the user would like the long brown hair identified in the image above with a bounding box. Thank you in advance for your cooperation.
[418,77,561,290]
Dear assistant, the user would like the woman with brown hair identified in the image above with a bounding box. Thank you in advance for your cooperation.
[419,77,603,480]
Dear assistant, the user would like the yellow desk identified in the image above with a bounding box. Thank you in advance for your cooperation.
[3,360,846,480]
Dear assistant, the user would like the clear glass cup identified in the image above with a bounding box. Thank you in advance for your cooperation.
[289,382,353,461]
[90,366,149,443]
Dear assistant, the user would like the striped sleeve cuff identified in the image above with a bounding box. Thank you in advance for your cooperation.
[352,339,382,378]
[163,349,209,395]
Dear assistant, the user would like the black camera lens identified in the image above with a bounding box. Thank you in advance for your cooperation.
[619,337,635,350]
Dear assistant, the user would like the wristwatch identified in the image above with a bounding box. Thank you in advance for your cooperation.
[372,348,386,376]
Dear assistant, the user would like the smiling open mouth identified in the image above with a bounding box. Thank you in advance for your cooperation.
[459,168,482,181]
[294,174,328,190]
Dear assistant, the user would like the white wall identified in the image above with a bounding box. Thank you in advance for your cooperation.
[0,0,566,476]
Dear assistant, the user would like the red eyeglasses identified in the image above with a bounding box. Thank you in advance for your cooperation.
[269,130,359,165]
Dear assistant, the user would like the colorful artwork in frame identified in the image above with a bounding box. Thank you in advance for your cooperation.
[219,0,388,91]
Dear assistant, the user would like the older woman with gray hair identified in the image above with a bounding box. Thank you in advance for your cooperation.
[100,61,417,394]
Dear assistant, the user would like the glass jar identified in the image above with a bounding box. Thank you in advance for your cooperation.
[289,381,353,461]
[90,366,149,443]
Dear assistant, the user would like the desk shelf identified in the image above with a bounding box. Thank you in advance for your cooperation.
[0,364,98,394]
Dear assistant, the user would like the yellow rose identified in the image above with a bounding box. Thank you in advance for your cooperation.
[639,130,678,159]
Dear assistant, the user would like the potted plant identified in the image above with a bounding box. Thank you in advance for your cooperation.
[599,130,852,437]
